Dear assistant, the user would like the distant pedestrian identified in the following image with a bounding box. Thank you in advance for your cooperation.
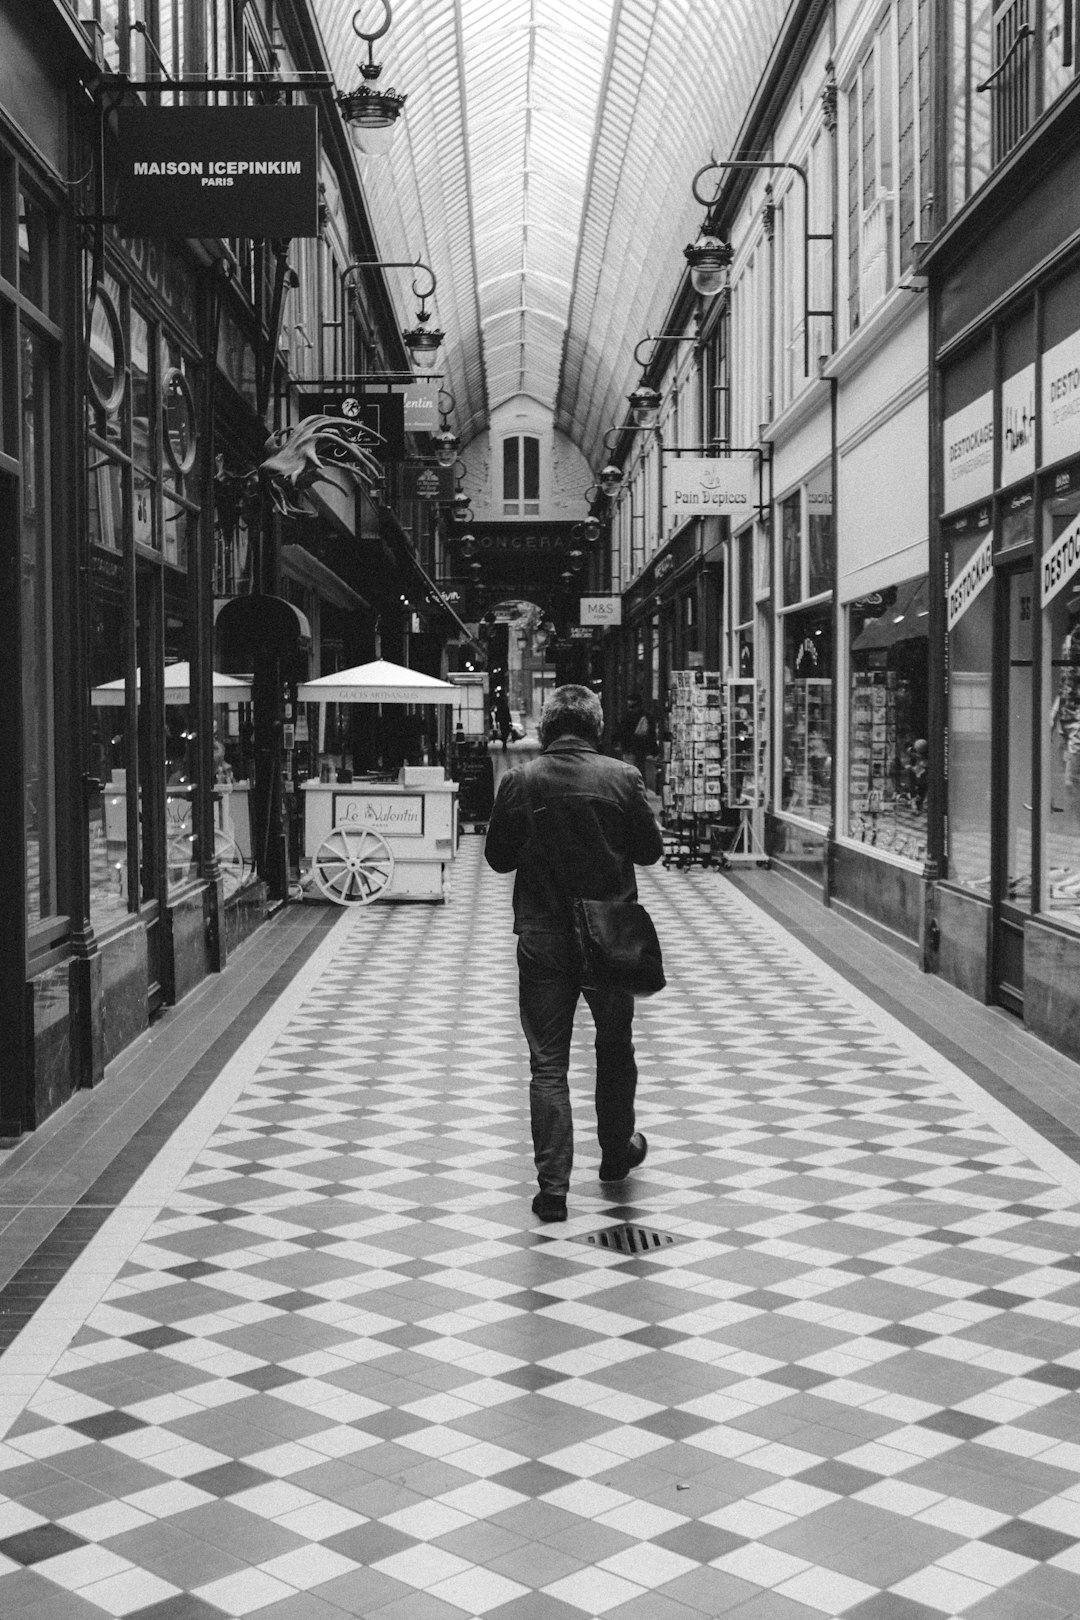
[616,691,655,776]
[484,684,663,1222]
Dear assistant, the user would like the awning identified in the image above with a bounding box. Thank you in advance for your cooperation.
[297,658,457,705]
[92,663,253,705]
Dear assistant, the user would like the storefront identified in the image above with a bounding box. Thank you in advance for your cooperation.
[925,115,1080,1060]
[618,517,723,749]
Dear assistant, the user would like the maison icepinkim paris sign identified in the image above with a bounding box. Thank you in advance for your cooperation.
[115,106,319,238]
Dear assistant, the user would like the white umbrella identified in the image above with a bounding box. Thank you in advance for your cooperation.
[92,663,253,705]
[297,658,457,705]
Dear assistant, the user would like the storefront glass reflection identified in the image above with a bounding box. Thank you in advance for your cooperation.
[781,604,832,824]
[1043,486,1080,927]
[846,577,929,862]
[946,532,993,890]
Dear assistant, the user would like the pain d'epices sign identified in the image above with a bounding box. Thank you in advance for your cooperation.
[115,106,319,239]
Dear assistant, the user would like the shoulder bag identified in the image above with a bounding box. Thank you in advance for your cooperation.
[522,771,666,997]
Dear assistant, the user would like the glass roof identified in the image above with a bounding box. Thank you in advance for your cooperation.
[314,0,791,463]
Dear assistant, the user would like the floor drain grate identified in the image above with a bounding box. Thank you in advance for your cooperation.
[574,1224,677,1254]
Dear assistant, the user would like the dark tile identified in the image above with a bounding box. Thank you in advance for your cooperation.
[322,1521,419,1565]
[843,1598,951,1620]
[653,1521,749,1561]
[621,1325,687,1349]
[230,1365,302,1392]
[918,1409,997,1440]
[636,1408,713,1440]
[967,1288,1029,1309]
[497,1461,579,1497]
[762,1365,831,1390]
[869,1325,935,1347]
[795,1460,880,1495]
[181,1460,272,1498]
[121,1598,230,1620]
[981,1517,1078,1561]
[494,1364,566,1392]
[265,1290,324,1312]
[1026,1362,1080,1390]
[69,1409,147,1441]
[0,1522,87,1564]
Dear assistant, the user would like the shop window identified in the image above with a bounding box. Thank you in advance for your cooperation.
[946,0,1078,219]
[946,525,994,889]
[1042,483,1080,928]
[131,308,157,551]
[17,185,52,315]
[88,558,131,929]
[847,578,929,861]
[502,435,540,516]
[164,580,198,895]
[807,467,834,595]
[160,334,198,570]
[21,324,56,921]
[781,604,833,823]
[781,493,801,606]
[845,0,929,332]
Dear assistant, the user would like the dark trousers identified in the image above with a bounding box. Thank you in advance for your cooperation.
[516,930,637,1194]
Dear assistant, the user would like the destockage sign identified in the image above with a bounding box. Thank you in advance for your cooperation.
[116,107,319,239]
[1042,511,1080,606]
[665,455,756,516]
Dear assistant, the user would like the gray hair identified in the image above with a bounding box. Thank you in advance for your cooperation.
[538,684,603,746]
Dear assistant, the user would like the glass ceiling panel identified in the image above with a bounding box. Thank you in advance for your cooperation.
[312,0,792,459]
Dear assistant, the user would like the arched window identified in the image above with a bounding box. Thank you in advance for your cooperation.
[502,434,540,516]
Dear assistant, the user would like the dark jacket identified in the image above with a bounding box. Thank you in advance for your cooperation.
[484,735,663,933]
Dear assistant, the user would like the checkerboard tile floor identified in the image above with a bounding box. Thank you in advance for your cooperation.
[3,840,1080,1619]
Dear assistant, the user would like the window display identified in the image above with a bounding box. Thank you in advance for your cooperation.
[1042,484,1080,928]
[781,605,832,824]
[946,523,993,890]
[846,577,929,862]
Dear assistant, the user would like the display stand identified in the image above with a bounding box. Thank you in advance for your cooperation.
[719,676,768,868]
[661,670,724,868]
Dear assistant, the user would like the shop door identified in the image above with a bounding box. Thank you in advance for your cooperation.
[136,563,164,1011]
[994,563,1034,1013]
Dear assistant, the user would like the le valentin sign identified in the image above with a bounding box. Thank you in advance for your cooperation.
[115,106,319,238]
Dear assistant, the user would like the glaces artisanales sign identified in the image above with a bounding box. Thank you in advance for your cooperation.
[116,106,319,239]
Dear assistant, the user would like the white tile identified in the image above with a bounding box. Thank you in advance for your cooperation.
[193,1568,298,1614]
[599,1543,697,1587]
[427,1568,530,1613]
[542,1567,646,1613]
[710,1543,811,1587]
[371,1544,472,1589]
[775,1566,877,1613]
[258,1545,357,1589]
[891,1566,995,1611]
[77,1568,180,1616]
[35,1545,133,1590]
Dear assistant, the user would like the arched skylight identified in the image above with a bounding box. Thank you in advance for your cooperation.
[314,0,791,463]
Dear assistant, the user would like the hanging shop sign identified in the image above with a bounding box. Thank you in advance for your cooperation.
[580,596,622,626]
[1001,364,1035,486]
[1042,326,1080,469]
[665,455,756,516]
[303,393,405,460]
[1042,510,1080,605]
[399,384,440,433]
[404,462,454,501]
[946,533,993,631]
[116,106,319,239]
[942,391,993,515]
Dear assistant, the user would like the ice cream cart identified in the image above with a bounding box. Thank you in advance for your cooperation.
[297,659,459,904]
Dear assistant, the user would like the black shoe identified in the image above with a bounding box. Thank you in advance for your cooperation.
[599,1132,648,1183]
[532,1191,567,1222]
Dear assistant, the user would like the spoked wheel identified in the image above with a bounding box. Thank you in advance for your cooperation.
[312,826,395,905]
[214,831,246,898]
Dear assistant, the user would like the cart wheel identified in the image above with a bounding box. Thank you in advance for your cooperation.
[312,826,395,905]
[215,831,245,898]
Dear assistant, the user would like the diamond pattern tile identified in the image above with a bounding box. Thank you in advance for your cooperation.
[3,840,1080,1619]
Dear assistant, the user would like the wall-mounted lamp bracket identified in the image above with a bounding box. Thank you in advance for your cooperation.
[691,158,834,376]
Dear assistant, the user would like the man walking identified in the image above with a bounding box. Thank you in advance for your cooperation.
[485,685,663,1222]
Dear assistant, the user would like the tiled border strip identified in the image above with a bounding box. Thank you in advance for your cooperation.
[721,877,1080,1200]
[0,907,341,1362]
